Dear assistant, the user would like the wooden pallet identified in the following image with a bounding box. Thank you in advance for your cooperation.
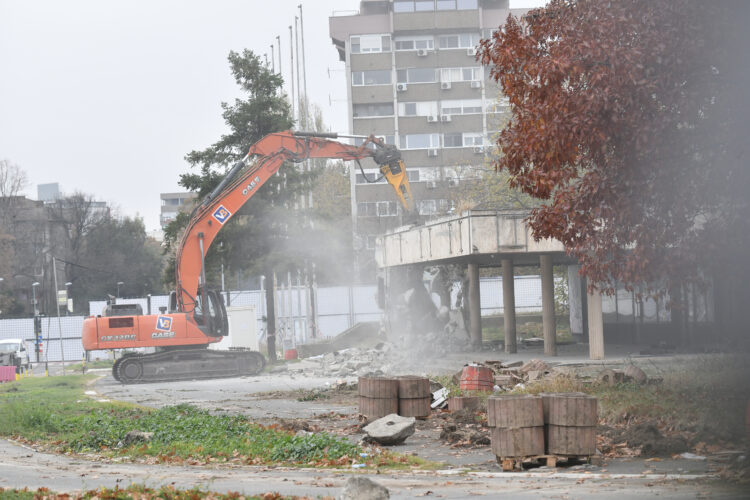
[496,454,590,471]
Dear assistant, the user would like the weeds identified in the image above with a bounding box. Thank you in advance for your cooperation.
[0,485,304,499]
[0,376,363,466]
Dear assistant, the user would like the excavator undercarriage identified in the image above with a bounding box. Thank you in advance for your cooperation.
[112,346,266,384]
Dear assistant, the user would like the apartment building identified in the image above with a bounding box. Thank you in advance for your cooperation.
[160,192,198,229]
[330,0,525,259]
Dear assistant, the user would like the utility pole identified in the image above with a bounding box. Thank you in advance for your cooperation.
[270,44,275,73]
[52,257,65,375]
[299,4,308,129]
[289,25,295,121]
[276,35,282,79]
[295,16,303,128]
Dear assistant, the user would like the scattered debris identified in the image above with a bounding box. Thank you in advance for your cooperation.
[431,387,449,409]
[339,477,390,500]
[363,413,416,445]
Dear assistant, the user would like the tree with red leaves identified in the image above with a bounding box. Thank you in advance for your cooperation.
[479,0,750,306]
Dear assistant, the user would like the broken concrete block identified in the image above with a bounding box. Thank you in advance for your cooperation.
[363,413,416,445]
[339,477,390,500]
[121,430,153,446]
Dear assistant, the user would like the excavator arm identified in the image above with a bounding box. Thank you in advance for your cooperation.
[174,130,415,316]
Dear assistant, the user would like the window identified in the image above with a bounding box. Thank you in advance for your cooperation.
[354,135,395,147]
[394,0,414,12]
[486,97,510,113]
[457,0,478,9]
[443,133,462,148]
[415,0,435,11]
[353,102,394,118]
[397,67,437,84]
[435,0,477,10]
[351,34,391,54]
[463,133,483,146]
[440,99,482,115]
[357,202,398,217]
[394,35,434,51]
[399,133,440,149]
[408,170,420,182]
[356,172,384,184]
[378,201,398,216]
[440,67,480,83]
[443,132,483,147]
[352,70,391,86]
[398,101,438,117]
[366,235,377,250]
[438,33,480,49]
[418,200,437,215]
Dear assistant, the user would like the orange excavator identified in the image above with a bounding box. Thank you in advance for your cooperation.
[82,130,415,383]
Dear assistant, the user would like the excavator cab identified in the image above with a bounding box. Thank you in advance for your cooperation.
[167,288,228,338]
[193,288,229,338]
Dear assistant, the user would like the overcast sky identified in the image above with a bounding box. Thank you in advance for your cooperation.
[0,0,546,232]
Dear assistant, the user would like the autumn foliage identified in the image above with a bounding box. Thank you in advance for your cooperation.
[479,0,750,293]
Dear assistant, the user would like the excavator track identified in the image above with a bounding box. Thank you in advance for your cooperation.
[112,348,266,384]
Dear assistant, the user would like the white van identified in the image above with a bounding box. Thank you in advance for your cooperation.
[0,338,32,374]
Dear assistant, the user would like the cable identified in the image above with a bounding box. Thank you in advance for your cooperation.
[356,159,385,183]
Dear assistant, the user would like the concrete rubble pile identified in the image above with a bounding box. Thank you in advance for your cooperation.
[308,343,401,378]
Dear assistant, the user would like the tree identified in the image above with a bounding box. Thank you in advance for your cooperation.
[164,49,304,360]
[0,159,28,218]
[479,0,750,298]
[75,216,163,309]
[450,167,534,213]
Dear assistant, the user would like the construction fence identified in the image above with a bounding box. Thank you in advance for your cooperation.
[0,276,547,362]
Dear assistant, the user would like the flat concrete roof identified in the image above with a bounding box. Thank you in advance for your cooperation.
[376,209,575,268]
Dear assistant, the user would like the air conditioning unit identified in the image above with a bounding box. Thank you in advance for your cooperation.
[417,48,428,57]
[473,146,485,154]
[427,115,438,123]
[440,114,451,122]
[440,81,452,90]
[397,83,408,92]
[470,80,481,89]
[427,148,439,157]
[466,47,477,56]
[426,180,438,189]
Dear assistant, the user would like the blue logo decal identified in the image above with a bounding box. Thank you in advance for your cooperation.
[212,205,232,224]
[155,315,173,332]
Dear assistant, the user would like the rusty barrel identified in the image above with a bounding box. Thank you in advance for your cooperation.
[544,393,598,456]
[488,395,545,458]
[459,365,494,392]
[397,375,431,418]
[358,376,399,419]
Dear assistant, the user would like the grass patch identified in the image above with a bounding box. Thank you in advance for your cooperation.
[0,375,407,468]
[512,354,750,445]
[0,485,305,499]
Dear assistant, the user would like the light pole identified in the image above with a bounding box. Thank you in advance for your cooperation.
[31,282,40,315]
[116,281,124,298]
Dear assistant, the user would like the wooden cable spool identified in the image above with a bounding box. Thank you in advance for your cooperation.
[358,376,398,419]
[488,395,545,457]
[545,393,598,456]
[397,375,431,417]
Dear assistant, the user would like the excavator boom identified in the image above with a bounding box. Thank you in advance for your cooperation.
[82,130,415,383]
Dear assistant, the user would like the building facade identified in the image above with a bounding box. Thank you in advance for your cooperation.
[330,0,525,266]
[160,192,198,229]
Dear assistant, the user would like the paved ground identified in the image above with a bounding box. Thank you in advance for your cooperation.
[0,438,743,499]
[6,348,746,498]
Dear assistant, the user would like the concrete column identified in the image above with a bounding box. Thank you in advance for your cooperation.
[468,262,482,348]
[586,289,605,360]
[501,258,516,353]
[567,265,584,337]
[540,254,557,356]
